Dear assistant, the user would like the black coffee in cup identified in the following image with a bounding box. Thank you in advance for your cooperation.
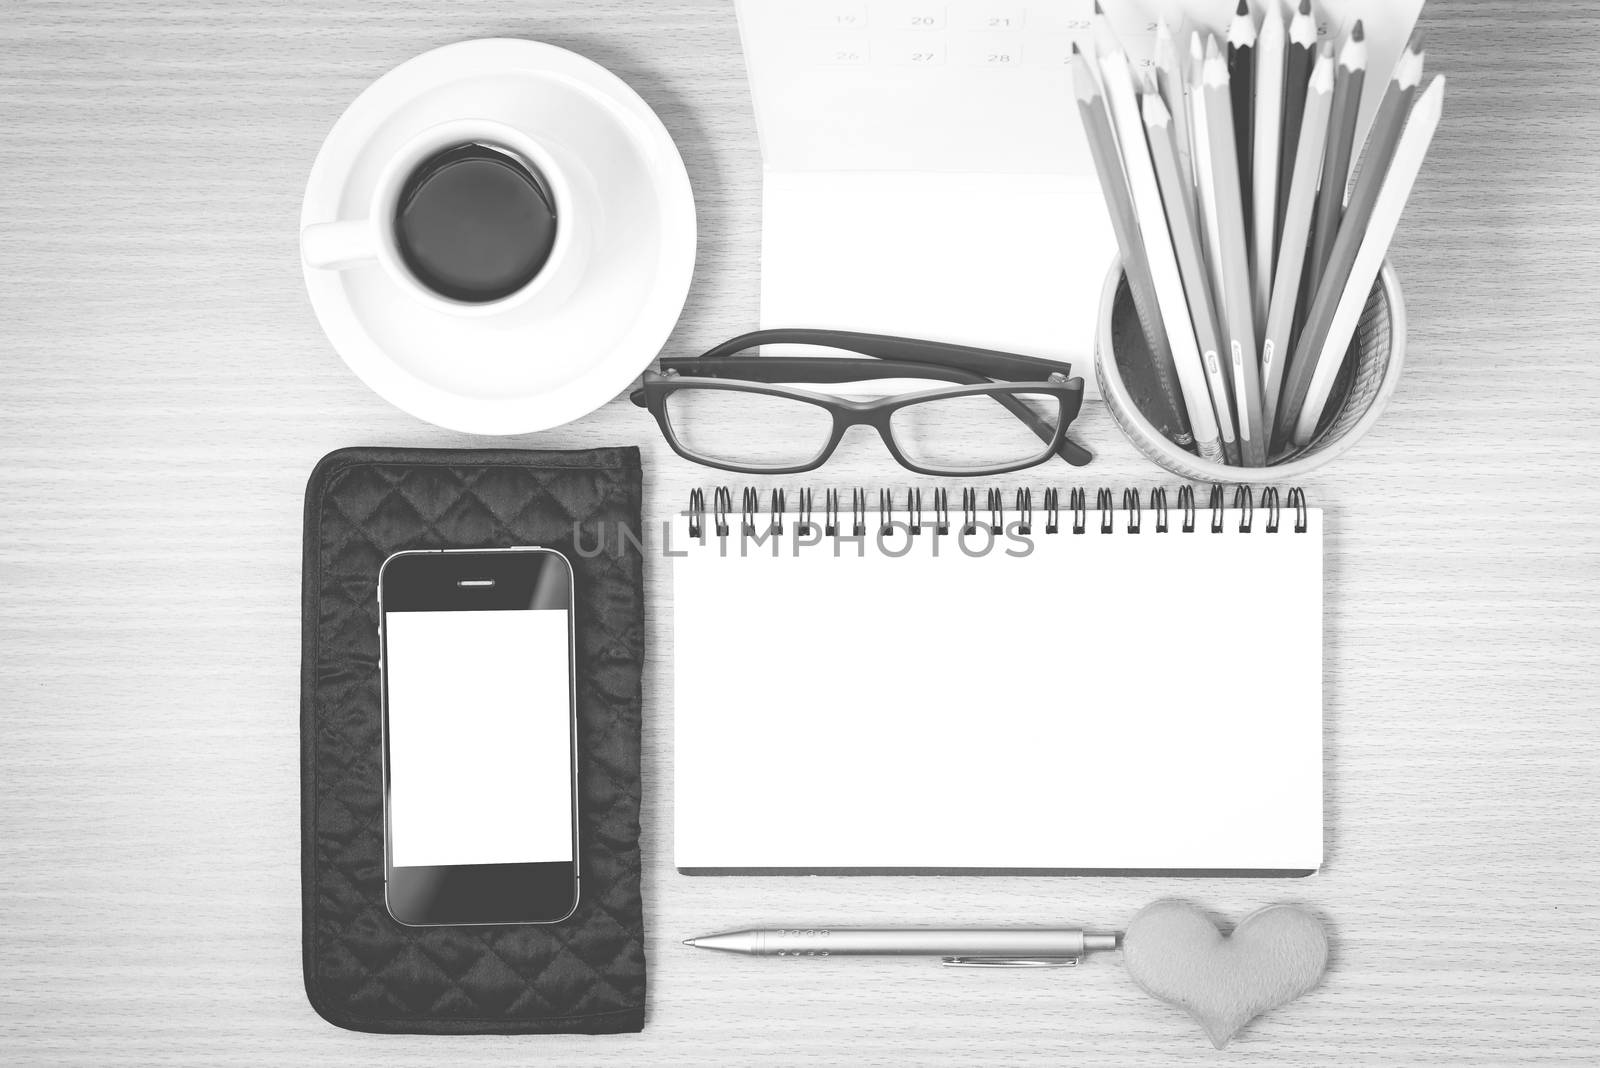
[393,143,558,303]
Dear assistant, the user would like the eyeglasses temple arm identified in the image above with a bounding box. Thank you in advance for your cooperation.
[988,389,1094,468]
[697,329,1075,383]
[655,357,984,386]
[633,359,979,415]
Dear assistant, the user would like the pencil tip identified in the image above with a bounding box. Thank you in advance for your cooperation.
[1093,0,1104,14]
[1072,48,1099,97]
[682,938,696,947]
[1141,93,1169,126]
[1299,0,1310,12]
[1408,29,1424,52]
[1236,0,1249,15]
[1071,41,1081,56]
[1351,20,1365,42]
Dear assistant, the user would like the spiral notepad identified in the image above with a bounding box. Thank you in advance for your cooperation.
[672,486,1322,875]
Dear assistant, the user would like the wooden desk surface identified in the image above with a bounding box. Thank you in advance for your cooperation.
[3,1,1597,1063]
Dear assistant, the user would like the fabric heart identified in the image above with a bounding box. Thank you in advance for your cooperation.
[1122,901,1329,1049]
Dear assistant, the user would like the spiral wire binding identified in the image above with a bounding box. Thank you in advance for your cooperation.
[684,486,1312,544]
[688,488,705,538]
[742,487,759,536]
[1234,486,1254,533]
[961,488,979,535]
[1288,488,1309,532]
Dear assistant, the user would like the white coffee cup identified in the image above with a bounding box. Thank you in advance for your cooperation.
[300,119,587,317]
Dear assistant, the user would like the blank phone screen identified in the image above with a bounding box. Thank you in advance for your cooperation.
[383,608,574,868]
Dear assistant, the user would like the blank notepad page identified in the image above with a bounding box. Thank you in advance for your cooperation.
[672,497,1323,874]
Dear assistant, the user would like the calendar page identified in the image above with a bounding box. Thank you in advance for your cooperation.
[738,0,1424,383]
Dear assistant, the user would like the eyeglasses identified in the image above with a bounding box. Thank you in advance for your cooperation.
[630,329,1091,475]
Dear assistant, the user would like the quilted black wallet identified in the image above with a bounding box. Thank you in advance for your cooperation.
[300,447,646,1034]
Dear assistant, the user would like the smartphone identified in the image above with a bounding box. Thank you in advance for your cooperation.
[377,547,579,926]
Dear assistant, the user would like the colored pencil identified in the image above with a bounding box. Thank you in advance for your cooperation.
[1226,0,1257,251]
[1348,30,1426,193]
[1189,30,1227,302]
[1072,49,1198,452]
[1202,36,1267,466]
[1305,21,1366,306]
[1251,1,1286,337]
[1277,0,1318,245]
[1152,18,1194,212]
[1143,89,1240,465]
[1261,42,1335,447]
[1088,29,1232,461]
[1291,77,1444,445]
[1279,39,1429,446]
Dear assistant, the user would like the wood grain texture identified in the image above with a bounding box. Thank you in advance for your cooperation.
[1,0,1597,1063]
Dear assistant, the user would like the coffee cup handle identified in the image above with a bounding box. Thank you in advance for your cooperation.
[301,220,377,270]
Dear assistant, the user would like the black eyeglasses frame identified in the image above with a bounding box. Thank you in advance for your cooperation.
[629,329,1092,475]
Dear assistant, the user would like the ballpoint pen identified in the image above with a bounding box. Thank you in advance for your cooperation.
[683,927,1120,968]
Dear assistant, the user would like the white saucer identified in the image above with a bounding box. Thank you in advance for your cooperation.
[300,39,696,434]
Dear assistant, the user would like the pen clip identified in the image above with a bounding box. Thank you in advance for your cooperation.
[940,956,1081,969]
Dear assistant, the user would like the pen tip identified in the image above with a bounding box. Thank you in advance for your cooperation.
[1351,20,1365,42]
